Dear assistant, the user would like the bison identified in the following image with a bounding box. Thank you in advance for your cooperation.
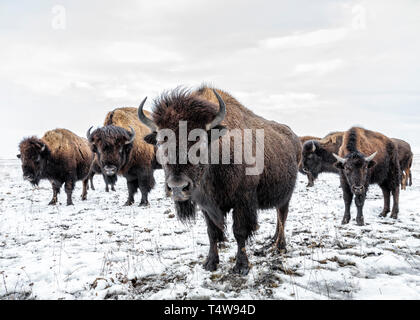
[333,127,400,226]
[391,138,413,190]
[87,154,117,192]
[299,136,321,187]
[87,107,157,206]
[301,131,344,185]
[137,86,301,275]
[17,128,94,205]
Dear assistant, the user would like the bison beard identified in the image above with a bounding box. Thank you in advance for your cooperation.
[138,86,301,275]
[174,200,197,222]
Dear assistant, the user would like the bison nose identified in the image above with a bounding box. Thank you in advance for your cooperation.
[167,176,193,201]
[352,185,365,194]
[103,165,117,176]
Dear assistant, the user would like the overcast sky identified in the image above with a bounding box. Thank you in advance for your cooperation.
[1,0,419,158]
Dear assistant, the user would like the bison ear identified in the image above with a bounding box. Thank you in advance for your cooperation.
[335,162,345,170]
[16,154,21,159]
[368,160,376,169]
[144,132,157,145]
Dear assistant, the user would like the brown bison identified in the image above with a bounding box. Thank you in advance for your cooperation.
[137,86,301,275]
[17,128,94,205]
[299,136,321,187]
[391,138,413,190]
[87,107,157,206]
[301,131,344,185]
[333,127,400,226]
[87,154,117,192]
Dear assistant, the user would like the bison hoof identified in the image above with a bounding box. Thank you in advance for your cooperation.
[232,263,250,276]
[81,195,87,201]
[48,200,57,206]
[341,216,350,225]
[67,202,74,206]
[306,183,314,188]
[379,210,389,217]
[275,246,287,255]
[390,212,398,219]
[356,217,364,226]
[203,258,219,272]
[139,200,149,207]
[124,201,134,206]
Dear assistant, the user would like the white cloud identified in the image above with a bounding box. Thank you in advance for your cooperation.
[295,59,344,75]
[259,28,350,49]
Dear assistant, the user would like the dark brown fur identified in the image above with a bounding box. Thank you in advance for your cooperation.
[18,129,94,205]
[143,86,301,274]
[301,131,344,186]
[88,108,157,206]
[391,138,413,190]
[336,127,400,225]
[299,136,321,187]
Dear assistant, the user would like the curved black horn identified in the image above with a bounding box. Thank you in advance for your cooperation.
[125,127,136,145]
[137,97,157,132]
[86,126,93,141]
[206,90,226,131]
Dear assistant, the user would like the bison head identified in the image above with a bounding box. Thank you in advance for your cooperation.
[333,151,377,195]
[138,89,226,203]
[87,125,135,180]
[17,138,50,186]
[301,140,322,179]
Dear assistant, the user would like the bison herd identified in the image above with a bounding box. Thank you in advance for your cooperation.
[16,85,414,275]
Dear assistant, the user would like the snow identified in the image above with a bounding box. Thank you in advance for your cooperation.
[0,157,419,300]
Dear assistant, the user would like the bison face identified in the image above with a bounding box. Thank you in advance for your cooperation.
[18,141,49,186]
[301,140,322,179]
[334,152,377,195]
[87,126,135,178]
[138,90,226,203]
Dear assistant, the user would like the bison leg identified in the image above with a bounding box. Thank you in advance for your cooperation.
[105,183,109,192]
[124,178,138,206]
[379,184,391,217]
[202,211,224,272]
[48,181,62,205]
[274,201,289,253]
[354,194,366,226]
[90,177,95,191]
[81,178,88,201]
[401,171,407,190]
[138,170,155,206]
[306,173,315,188]
[231,207,257,275]
[341,178,353,225]
[64,180,75,206]
[390,186,400,219]
[408,167,412,186]
[111,184,116,192]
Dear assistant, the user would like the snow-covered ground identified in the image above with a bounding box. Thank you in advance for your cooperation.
[0,158,419,300]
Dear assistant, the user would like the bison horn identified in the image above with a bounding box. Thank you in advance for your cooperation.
[311,141,316,152]
[138,97,157,132]
[365,151,377,162]
[206,90,226,131]
[333,153,347,164]
[40,144,46,152]
[87,126,93,141]
[125,127,136,145]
